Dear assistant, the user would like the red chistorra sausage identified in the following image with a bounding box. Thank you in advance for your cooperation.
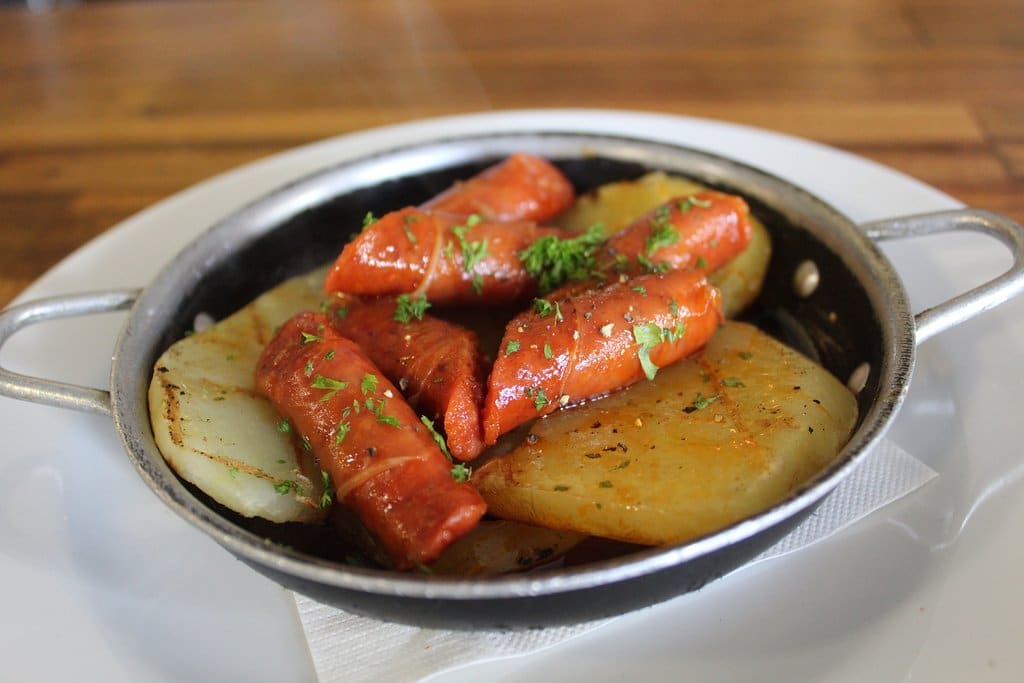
[330,297,486,462]
[600,191,752,274]
[482,269,723,444]
[422,152,575,223]
[255,312,486,569]
[323,207,562,305]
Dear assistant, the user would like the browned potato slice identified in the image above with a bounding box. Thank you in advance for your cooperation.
[556,171,707,235]
[429,521,588,576]
[556,171,771,317]
[149,268,330,523]
[473,322,857,546]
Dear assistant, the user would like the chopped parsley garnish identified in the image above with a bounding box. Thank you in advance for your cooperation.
[598,480,613,488]
[694,392,719,410]
[276,419,291,433]
[304,359,314,377]
[611,459,631,471]
[228,467,238,478]
[360,373,378,395]
[543,343,553,360]
[364,396,399,427]
[631,285,647,295]
[532,387,549,410]
[393,293,431,323]
[695,255,708,269]
[334,420,350,445]
[533,298,563,320]
[319,471,334,509]
[421,415,472,482]
[721,377,745,387]
[300,331,321,344]
[362,211,377,228]
[377,414,401,427]
[450,462,472,483]
[420,415,451,459]
[402,214,419,244]
[505,340,521,356]
[636,253,671,274]
[301,436,312,452]
[311,374,348,401]
[553,484,570,492]
[632,320,686,380]
[677,195,712,213]
[518,224,604,294]
[274,480,300,495]
[325,349,336,360]
[450,217,488,294]
[739,351,753,360]
[645,221,679,255]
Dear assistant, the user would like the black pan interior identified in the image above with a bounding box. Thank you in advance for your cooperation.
[154,154,883,562]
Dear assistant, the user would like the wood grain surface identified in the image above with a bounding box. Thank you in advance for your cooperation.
[1,0,1022,307]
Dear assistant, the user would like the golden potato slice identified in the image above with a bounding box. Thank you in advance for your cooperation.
[149,268,330,523]
[556,171,707,235]
[473,322,857,546]
[556,171,771,317]
[712,219,771,318]
[429,521,588,576]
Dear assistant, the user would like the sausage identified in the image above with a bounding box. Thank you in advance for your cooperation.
[481,269,723,444]
[600,191,752,274]
[330,297,486,461]
[422,152,575,223]
[323,207,562,305]
[255,311,487,569]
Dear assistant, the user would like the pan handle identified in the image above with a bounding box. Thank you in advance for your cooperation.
[861,209,1024,344]
[0,290,140,417]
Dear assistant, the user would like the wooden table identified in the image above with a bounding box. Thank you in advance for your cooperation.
[1,0,1022,307]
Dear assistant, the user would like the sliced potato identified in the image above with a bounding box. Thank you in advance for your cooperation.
[429,521,588,576]
[711,219,771,318]
[473,322,858,546]
[149,268,330,523]
[556,171,707,235]
[556,171,772,317]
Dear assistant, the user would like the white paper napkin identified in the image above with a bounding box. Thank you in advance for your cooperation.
[293,438,935,683]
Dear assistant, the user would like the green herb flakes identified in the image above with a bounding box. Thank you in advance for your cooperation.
[394,293,431,323]
[319,471,334,509]
[450,462,472,483]
[334,421,350,446]
[360,373,378,395]
[518,224,604,294]
[694,392,719,410]
[533,298,563,321]
[420,415,452,460]
[505,340,521,356]
[532,387,549,410]
[311,374,348,401]
[645,221,679,256]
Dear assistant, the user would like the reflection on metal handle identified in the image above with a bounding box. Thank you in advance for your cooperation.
[862,209,1024,345]
[0,290,140,416]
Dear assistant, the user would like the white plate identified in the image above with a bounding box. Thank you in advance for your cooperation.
[2,110,1022,682]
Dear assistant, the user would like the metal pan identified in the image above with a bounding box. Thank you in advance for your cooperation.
[2,132,1022,629]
